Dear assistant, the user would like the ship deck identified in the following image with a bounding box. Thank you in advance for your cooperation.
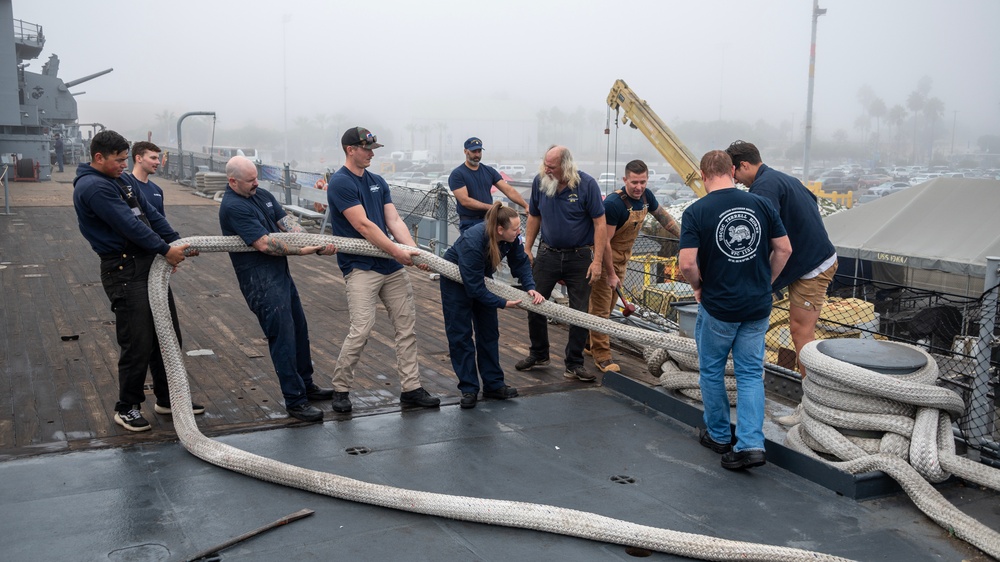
[0,172,997,561]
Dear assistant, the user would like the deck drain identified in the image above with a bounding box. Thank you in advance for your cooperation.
[345,446,371,456]
[609,475,636,484]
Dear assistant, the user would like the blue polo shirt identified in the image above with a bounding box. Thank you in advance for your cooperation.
[443,222,536,309]
[528,171,604,248]
[448,164,502,222]
[604,188,660,227]
[679,188,786,323]
[218,186,288,275]
[327,166,402,276]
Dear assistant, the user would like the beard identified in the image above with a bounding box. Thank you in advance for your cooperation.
[539,173,560,197]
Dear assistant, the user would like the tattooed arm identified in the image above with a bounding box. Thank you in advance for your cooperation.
[278,214,303,233]
[651,206,681,239]
[250,234,335,257]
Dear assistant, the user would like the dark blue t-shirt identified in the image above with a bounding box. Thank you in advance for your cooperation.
[679,188,786,323]
[124,173,166,216]
[604,189,660,227]
[327,166,402,276]
[749,164,835,290]
[219,186,288,276]
[448,164,502,222]
[528,171,605,248]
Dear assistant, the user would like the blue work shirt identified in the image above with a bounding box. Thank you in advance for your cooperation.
[124,173,166,216]
[448,164,502,222]
[73,163,178,256]
[680,188,786,323]
[327,166,402,277]
[443,222,535,309]
[218,186,288,276]
[528,171,604,248]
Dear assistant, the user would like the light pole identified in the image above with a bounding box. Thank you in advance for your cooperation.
[950,110,958,156]
[802,0,826,184]
[282,14,291,164]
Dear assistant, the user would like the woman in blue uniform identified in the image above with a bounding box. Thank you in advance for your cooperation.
[441,202,545,409]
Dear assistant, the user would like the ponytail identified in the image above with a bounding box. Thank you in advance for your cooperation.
[484,201,518,270]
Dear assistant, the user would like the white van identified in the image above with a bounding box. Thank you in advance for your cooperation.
[497,164,526,178]
[213,146,259,161]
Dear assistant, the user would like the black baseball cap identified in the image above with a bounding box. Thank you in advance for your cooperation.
[341,126,383,149]
[464,137,484,151]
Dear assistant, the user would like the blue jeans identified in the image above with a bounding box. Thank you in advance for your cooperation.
[527,244,593,369]
[440,277,503,394]
[695,306,769,452]
[237,264,315,409]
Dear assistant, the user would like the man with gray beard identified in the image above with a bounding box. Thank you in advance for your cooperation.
[515,146,607,381]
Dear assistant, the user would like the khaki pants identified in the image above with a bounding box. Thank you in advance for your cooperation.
[587,256,628,363]
[333,268,422,393]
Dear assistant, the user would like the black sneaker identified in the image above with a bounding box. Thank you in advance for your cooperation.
[483,385,518,400]
[698,429,732,454]
[286,402,324,422]
[460,392,478,409]
[400,387,440,408]
[331,391,352,413]
[514,356,549,371]
[306,384,335,401]
[721,449,767,470]
[564,364,596,382]
[115,407,151,432]
[154,402,206,415]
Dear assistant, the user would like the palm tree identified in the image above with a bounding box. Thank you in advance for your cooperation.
[907,91,925,163]
[922,97,945,161]
[887,104,907,162]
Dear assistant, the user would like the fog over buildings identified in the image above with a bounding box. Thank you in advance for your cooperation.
[16,0,1000,169]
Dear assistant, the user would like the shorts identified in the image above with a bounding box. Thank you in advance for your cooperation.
[788,261,838,311]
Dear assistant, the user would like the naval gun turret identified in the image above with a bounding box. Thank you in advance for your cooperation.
[0,5,112,180]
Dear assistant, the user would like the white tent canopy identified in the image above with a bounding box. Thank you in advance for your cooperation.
[824,178,1000,279]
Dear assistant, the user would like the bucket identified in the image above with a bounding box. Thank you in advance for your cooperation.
[674,303,699,338]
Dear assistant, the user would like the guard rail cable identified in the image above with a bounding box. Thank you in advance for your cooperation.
[147,234,991,561]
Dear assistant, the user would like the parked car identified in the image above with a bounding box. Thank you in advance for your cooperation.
[869,182,910,197]
[857,174,893,189]
[598,173,618,190]
[497,164,527,178]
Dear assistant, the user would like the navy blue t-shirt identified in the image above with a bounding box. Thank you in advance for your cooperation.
[124,173,166,216]
[327,166,402,276]
[219,186,288,275]
[528,171,604,248]
[448,164,502,222]
[604,189,660,227]
[749,164,835,290]
[679,188,786,323]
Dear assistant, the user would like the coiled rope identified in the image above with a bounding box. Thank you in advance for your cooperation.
[149,234,850,562]
[784,341,1000,559]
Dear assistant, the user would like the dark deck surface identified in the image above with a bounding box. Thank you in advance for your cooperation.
[1,175,997,561]
[0,173,657,459]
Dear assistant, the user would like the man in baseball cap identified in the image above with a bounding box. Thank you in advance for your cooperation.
[341,126,384,150]
[449,136,527,232]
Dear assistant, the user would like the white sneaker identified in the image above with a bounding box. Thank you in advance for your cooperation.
[775,403,803,426]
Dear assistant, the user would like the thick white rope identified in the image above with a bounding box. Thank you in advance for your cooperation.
[785,341,1000,559]
[149,234,851,562]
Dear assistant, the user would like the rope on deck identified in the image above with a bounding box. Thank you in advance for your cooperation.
[149,233,852,562]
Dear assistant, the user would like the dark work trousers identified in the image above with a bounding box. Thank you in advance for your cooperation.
[440,276,503,395]
[527,244,593,369]
[100,252,172,411]
[236,264,315,409]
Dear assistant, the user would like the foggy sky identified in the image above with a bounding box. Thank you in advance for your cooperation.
[14,0,1000,155]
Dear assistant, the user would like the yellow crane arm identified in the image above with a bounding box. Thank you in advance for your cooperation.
[606,79,706,198]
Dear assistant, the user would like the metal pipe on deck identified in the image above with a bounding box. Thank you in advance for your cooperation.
[176,112,215,183]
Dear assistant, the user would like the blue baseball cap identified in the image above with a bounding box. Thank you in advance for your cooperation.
[464,137,484,151]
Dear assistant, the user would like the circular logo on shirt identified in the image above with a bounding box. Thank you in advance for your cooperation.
[715,208,761,262]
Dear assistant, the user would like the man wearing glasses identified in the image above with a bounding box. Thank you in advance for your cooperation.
[447,136,528,232]
[325,127,441,414]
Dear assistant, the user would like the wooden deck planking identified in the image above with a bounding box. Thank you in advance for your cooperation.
[0,179,657,459]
